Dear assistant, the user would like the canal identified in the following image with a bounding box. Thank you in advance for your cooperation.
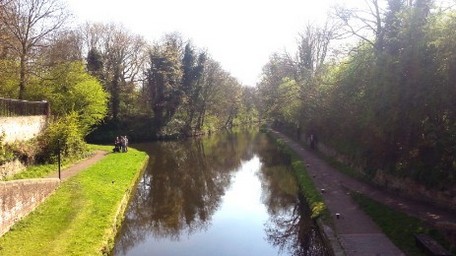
[112,129,330,256]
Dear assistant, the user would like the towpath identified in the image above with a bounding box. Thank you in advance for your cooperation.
[271,129,456,256]
[46,150,108,180]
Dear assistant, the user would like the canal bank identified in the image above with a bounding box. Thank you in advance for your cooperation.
[269,129,404,256]
[0,146,149,256]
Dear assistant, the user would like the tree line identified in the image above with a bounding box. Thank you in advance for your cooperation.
[257,0,456,190]
[0,0,258,146]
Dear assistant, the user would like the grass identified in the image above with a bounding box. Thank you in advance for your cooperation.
[351,192,453,256]
[272,135,329,220]
[7,149,100,180]
[0,145,148,256]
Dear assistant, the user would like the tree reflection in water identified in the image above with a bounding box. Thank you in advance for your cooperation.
[256,135,330,256]
[113,130,257,255]
[113,129,329,256]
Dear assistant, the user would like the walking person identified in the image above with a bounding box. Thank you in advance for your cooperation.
[310,134,315,150]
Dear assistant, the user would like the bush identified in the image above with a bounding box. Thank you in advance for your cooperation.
[36,112,88,163]
[7,139,39,165]
[0,132,14,165]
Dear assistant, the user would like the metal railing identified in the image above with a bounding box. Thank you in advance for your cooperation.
[0,97,49,117]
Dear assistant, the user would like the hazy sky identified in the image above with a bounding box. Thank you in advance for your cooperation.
[67,0,343,86]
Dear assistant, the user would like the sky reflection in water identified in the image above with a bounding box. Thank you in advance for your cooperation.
[113,130,328,256]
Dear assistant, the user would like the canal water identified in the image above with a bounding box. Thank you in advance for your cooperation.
[112,129,329,256]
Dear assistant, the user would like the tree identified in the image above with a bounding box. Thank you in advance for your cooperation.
[80,23,148,121]
[0,0,70,99]
[86,47,104,81]
[145,35,183,132]
[181,42,206,134]
[28,62,108,135]
[334,0,385,54]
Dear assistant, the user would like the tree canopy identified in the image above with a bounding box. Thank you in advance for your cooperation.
[258,1,456,190]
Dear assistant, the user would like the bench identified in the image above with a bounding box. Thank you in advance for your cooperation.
[414,234,452,256]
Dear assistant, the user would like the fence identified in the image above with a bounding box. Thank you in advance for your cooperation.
[0,97,49,117]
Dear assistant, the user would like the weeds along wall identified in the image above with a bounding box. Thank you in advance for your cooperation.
[0,178,60,237]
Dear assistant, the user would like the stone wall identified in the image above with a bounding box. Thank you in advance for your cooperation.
[0,115,47,143]
[314,141,456,212]
[0,178,60,237]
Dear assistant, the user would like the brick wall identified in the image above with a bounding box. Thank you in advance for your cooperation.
[0,178,60,237]
[0,115,47,143]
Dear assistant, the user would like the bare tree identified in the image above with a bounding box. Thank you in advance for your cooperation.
[0,0,70,99]
[297,22,338,80]
[333,0,385,52]
[80,23,149,120]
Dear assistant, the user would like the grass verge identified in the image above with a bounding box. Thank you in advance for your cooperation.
[0,145,148,255]
[351,192,453,255]
[7,145,110,180]
[269,133,329,220]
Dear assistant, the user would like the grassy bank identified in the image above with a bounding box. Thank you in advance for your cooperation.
[352,192,453,255]
[0,145,148,255]
[271,134,329,220]
[7,146,100,180]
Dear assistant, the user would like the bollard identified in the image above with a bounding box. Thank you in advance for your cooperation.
[336,213,340,219]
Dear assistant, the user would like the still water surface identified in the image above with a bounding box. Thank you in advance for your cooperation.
[113,129,329,256]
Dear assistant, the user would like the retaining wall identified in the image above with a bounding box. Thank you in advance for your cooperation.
[0,178,60,237]
[314,141,456,212]
[0,115,47,143]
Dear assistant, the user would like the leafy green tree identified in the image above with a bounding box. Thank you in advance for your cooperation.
[145,35,184,133]
[27,62,108,135]
[36,112,87,163]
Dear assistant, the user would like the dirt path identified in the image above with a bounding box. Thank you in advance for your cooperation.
[46,150,108,180]
[271,129,456,255]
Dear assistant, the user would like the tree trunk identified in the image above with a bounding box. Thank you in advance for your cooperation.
[18,54,26,100]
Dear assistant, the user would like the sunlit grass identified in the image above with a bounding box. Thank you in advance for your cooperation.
[0,146,148,255]
[7,144,115,180]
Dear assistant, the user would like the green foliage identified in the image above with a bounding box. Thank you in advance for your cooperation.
[0,132,14,165]
[27,62,108,135]
[260,7,456,191]
[273,136,329,220]
[36,112,88,163]
[292,160,327,219]
[0,60,19,98]
[0,147,149,256]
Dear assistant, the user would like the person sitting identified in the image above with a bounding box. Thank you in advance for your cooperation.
[113,136,121,153]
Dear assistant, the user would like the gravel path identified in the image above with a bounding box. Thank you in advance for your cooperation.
[46,150,108,180]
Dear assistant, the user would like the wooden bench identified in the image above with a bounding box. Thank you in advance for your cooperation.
[414,234,452,256]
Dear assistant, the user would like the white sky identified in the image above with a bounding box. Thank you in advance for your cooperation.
[66,0,347,86]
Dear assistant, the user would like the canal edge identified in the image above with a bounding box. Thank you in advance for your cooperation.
[101,154,150,255]
[267,128,346,256]
[316,219,346,256]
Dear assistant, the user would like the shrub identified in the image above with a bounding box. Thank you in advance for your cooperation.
[7,139,39,165]
[0,132,14,165]
[36,112,88,163]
